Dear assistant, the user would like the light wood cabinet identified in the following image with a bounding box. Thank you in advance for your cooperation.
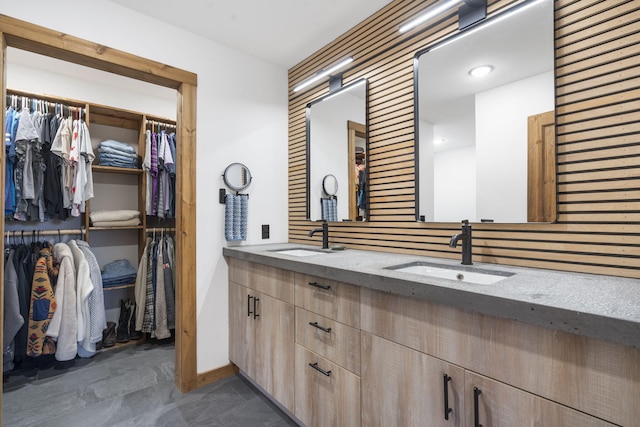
[295,344,361,427]
[228,281,253,376]
[228,263,295,412]
[361,332,464,427]
[295,273,360,328]
[229,260,637,426]
[360,287,639,426]
[295,307,360,375]
[466,371,617,427]
[294,272,361,427]
[361,332,617,427]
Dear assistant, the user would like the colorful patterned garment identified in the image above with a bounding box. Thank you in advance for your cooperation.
[26,245,59,357]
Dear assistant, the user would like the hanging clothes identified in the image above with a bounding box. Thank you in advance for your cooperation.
[69,118,95,217]
[26,244,58,358]
[135,233,175,338]
[3,235,106,368]
[48,242,77,362]
[5,94,94,221]
[143,123,176,219]
[75,240,107,350]
[3,248,24,372]
[68,240,95,357]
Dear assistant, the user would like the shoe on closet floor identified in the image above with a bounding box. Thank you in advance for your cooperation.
[102,322,117,348]
[116,299,131,343]
[129,303,142,340]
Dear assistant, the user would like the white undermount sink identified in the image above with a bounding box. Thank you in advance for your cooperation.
[387,262,514,285]
[272,248,329,257]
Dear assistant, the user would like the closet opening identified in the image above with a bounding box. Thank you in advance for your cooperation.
[1,14,198,419]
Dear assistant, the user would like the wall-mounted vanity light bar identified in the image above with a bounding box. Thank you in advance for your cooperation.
[293,56,354,92]
[400,0,487,33]
[399,0,463,33]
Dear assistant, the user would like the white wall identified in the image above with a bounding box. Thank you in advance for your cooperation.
[475,71,554,222]
[309,91,365,221]
[433,146,476,222]
[418,120,435,221]
[0,0,289,374]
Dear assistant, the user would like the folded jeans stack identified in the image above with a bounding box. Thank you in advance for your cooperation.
[90,209,141,227]
[101,259,137,288]
[98,139,139,169]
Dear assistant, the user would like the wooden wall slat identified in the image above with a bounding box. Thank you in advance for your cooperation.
[288,0,640,279]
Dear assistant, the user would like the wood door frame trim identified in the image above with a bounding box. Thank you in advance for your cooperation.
[0,15,199,411]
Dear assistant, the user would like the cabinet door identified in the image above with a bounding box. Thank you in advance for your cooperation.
[253,291,295,412]
[295,344,361,427]
[228,281,254,377]
[466,371,618,427]
[361,332,464,427]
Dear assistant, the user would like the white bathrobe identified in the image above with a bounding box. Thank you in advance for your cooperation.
[49,243,78,362]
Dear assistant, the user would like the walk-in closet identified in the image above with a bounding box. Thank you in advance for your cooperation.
[0,17,196,422]
[1,34,191,422]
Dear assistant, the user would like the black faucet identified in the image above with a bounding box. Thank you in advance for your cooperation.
[449,220,473,265]
[308,222,329,249]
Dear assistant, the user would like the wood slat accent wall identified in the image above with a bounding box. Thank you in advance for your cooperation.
[288,0,640,279]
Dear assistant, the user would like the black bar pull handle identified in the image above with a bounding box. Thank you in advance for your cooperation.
[309,362,331,377]
[253,297,260,319]
[308,281,331,290]
[474,387,482,427]
[309,322,332,333]
[443,374,453,420]
[247,294,253,317]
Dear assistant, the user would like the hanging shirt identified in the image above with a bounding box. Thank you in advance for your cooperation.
[70,120,94,216]
[51,116,73,210]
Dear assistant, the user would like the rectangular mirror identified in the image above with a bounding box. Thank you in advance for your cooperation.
[307,79,368,222]
[415,0,555,223]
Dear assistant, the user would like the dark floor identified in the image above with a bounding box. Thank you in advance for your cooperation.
[3,341,299,427]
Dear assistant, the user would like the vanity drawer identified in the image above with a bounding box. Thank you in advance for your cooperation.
[296,307,361,375]
[228,258,294,303]
[295,344,361,427]
[294,273,360,328]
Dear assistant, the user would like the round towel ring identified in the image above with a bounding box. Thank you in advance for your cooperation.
[223,162,252,192]
[322,174,338,197]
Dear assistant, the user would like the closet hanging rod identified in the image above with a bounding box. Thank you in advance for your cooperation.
[145,119,177,129]
[4,228,85,238]
[146,227,176,233]
[6,90,86,108]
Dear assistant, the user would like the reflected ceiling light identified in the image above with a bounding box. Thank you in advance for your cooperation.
[469,65,493,77]
[293,57,354,92]
[400,0,463,33]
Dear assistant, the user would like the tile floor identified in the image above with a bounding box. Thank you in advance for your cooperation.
[3,341,298,427]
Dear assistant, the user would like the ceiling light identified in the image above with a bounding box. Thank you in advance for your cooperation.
[469,65,493,77]
[400,0,463,33]
[293,57,354,92]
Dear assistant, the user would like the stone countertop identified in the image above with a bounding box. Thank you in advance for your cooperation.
[223,243,640,348]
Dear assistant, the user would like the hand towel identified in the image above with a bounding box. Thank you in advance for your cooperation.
[225,194,248,241]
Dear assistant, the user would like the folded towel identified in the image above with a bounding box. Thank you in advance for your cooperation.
[91,218,141,227]
[90,209,140,223]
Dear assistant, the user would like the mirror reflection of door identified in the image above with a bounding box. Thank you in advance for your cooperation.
[348,120,366,221]
[527,110,556,222]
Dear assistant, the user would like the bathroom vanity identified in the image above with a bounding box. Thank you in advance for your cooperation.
[224,244,639,427]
